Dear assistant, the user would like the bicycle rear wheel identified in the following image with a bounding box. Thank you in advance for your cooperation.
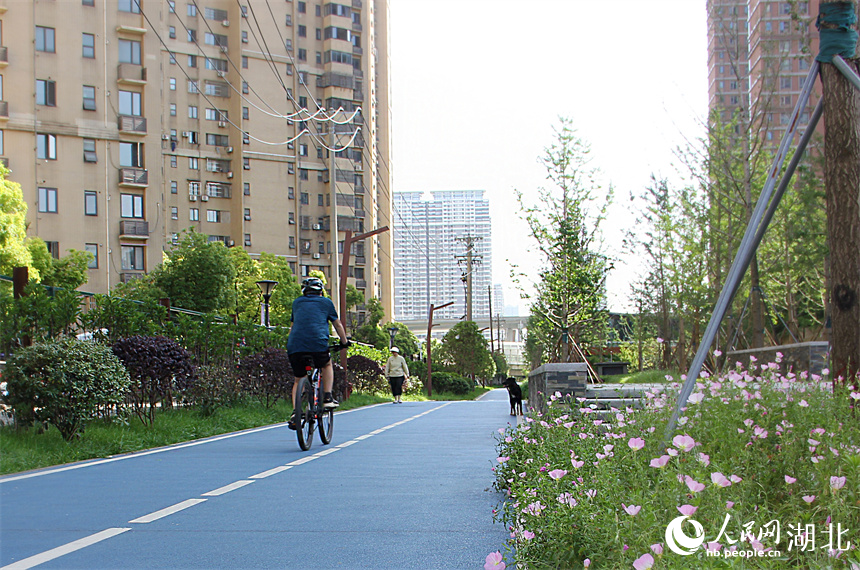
[318,394,334,445]
[295,376,314,451]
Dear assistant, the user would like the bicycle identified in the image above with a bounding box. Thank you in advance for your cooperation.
[294,342,348,451]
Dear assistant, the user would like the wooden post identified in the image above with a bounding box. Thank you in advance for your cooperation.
[13,267,31,347]
[820,0,860,384]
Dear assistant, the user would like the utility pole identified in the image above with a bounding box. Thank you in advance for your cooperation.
[488,285,494,353]
[426,301,454,396]
[455,235,482,322]
[329,127,340,305]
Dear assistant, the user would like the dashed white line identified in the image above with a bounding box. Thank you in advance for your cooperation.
[202,480,255,496]
[312,448,340,457]
[250,465,292,479]
[0,528,131,570]
[129,499,207,524]
[287,456,318,466]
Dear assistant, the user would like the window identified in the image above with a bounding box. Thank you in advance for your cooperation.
[318,242,325,254]
[189,157,198,170]
[37,80,56,106]
[121,193,144,218]
[36,26,55,53]
[300,192,309,205]
[118,90,141,116]
[84,0,95,6]
[289,212,295,224]
[243,157,250,170]
[243,133,250,145]
[118,39,141,64]
[317,193,324,206]
[85,190,98,215]
[299,143,309,157]
[288,186,295,199]
[299,169,309,181]
[242,107,249,120]
[298,25,307,37]
[189,208,199,221]
[242,31,248,43]
[285,38,292,52]
[38,187,58,213]
[85,244,98,268]
[188,105,198,119]
[204,7,228,21]
[285,14,292,26]
[79,85,96,111]
[121,245,145,271]
[168,0,175,12]
[171,207,178,219]
[298,48,307,62]
[204,32,227,47]
[243,183,250,196]
[316,29,322,41]
[83,139,98,163]
[37,134,57,160]
[118,0,140,13]
[170,77,177,90]
[206,209,221,223]
[205,58,227,71]
[171,181,178,194]
[244,208,251,220]
[242,56,248,69]
[242,81,249,94]
[187,3,197,16]
[188,80,199,93]
[187,29,196,42]
[188,54,197,68]
[82,33,95,58]
[0,130,3,156]
[169,26,176,39]
[298,1,306,13]
[206,133,229,146]
[189,181,200,196]
[206,182,230,197]
[170,156,177,168]
[170,103,177,116]
[119,142,143,168]
[244,234,252,247]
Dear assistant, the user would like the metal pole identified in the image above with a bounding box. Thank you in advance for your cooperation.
[833,55,860,93]
[664,62,822,439]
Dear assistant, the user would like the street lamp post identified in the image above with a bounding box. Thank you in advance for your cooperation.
[387,325,398,349]
[426,301,454,397]
[256,280,278,328]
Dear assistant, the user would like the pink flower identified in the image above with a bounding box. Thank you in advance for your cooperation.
[497,456,510,463]
[711,472,731,487]
[714,350,722,357]
[633,553,655,570]
[583,560,591,568]
[677,504,697,516]
[548,469,567,480]
[571,459,585,469]
[705,542,722,552]
[628,437,646,451]
[688,392,705,404]
[800,399,809,408]
[650,543,663,556]
[831,476,846,490]
[785,475,797,484]
[650,455,670,468]
[726,501,734,509]
[557,492,577,507]
[586,489,597,499]
[685,476,705,493]
[522,530,535,540]
[672,434,696,452]
[698,452,710,466]
[484,551,506,570]
[623,504,642,516]
[730,475,742,483]
[803,495,816,503]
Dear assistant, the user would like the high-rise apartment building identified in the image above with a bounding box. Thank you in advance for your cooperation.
[1,0,393,319]
[393,190,492,322]
[708,0,820,144]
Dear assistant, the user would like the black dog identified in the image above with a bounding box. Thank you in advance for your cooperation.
[503,377,523,416]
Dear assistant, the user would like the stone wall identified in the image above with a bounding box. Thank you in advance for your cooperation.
[726,342,829,375]
[528,363,589,415]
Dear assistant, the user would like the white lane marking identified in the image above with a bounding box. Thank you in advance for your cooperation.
[287,456,318,466]
[335,440,359,448]
[355,434,373,440]
[312,448,340,458]
[0,528,131,570]
[129,499,207,524]
[250,465,292,479]
[202,480,254,497]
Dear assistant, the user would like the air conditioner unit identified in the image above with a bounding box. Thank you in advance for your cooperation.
[216,71,226,78]
[218,120,227,128]
[182,131,191,138]
[220,45,228,53]
[226,146,233,153]
[162,134,170,141]
[201,195,209,201]
[189,195,197,201]
[226,171,234,179]
[222,20,229,27]
[312,224,321,230]
[313,253,321,259]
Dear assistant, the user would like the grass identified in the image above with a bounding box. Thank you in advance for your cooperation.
[0,387,495,476]
[605,368,681,384]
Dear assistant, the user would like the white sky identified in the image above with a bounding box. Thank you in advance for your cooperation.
[388,0,709,313]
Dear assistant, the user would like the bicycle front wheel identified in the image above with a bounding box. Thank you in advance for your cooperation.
[295,376,314,451]
[318,403,334,445]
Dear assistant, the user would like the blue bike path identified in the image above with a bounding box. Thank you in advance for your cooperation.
[0,390,517,569]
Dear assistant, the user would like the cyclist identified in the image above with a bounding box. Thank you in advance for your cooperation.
[287,277,349,430]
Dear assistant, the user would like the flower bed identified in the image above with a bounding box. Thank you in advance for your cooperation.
[490,357,860,569]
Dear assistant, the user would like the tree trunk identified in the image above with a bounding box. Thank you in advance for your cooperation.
[822,53,860,385]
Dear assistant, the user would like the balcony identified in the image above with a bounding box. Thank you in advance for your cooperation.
[118,115,147,135]
[354,256,366,265]
[117,63,147,85]
[0,101,7,120]
[118,167,148,187]
[352,0,362,8]
[119,220,149,239]
[0,46,7,68]
[352,45,363,55]
[355,279,367,289]
[120,272,145,283]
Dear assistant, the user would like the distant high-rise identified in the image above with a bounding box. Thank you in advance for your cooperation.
[707,0,821,144]
[393,190,492,321]
[1,0,393,320]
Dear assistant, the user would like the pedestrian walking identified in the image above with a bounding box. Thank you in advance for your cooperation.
[385,346,409,404]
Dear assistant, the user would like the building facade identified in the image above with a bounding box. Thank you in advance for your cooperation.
[1,0,393,320]
[393,190,492,322]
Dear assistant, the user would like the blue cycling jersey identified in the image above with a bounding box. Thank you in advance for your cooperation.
[287,294,339,353]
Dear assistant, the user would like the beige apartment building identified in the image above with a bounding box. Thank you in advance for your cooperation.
[0,0,394,321]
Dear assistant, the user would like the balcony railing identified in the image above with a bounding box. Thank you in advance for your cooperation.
[355,279,367,289]
[119,167,148,187]
[120,272,145,283]
[119,220,149,238]
[354,256,366,265]
[352,0,362,9]
[117,63,147,84]
[118,115,147,134]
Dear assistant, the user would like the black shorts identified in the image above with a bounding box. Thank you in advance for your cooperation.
[289,351,331,376]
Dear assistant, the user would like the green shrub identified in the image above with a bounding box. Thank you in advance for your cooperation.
[236,347,294,408]
[430,371,472,395]
[4,339,130,440]
[347,354,386,394]
[186,365,244,415]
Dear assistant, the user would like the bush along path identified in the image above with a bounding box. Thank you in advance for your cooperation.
[490,356,860,569]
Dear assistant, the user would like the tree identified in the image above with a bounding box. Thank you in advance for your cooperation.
[154,229,236,313]
[389,321,420,357]
[437,321,494,383]
[491,351,508,379]
[516,117,612,366]
[343,284,365,334]
[256,252,301,326]
[354,297,388,349]
[0,167,34,278]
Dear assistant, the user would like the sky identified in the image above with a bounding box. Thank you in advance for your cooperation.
[387,0,709,314]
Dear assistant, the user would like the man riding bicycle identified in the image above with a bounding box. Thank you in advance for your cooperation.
[287,277,349,430]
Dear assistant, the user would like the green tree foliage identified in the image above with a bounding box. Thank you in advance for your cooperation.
[390,321,420,357]
[0,167,34,279]
[256,252,301,326]
[354,297,389,349]
[343,284,365,334]
[154,229,236,313]
[437,321,494,382]
[491,351,508,378]
[516,117,612,366]
[0,283,83,354]
[4,339,131,440]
